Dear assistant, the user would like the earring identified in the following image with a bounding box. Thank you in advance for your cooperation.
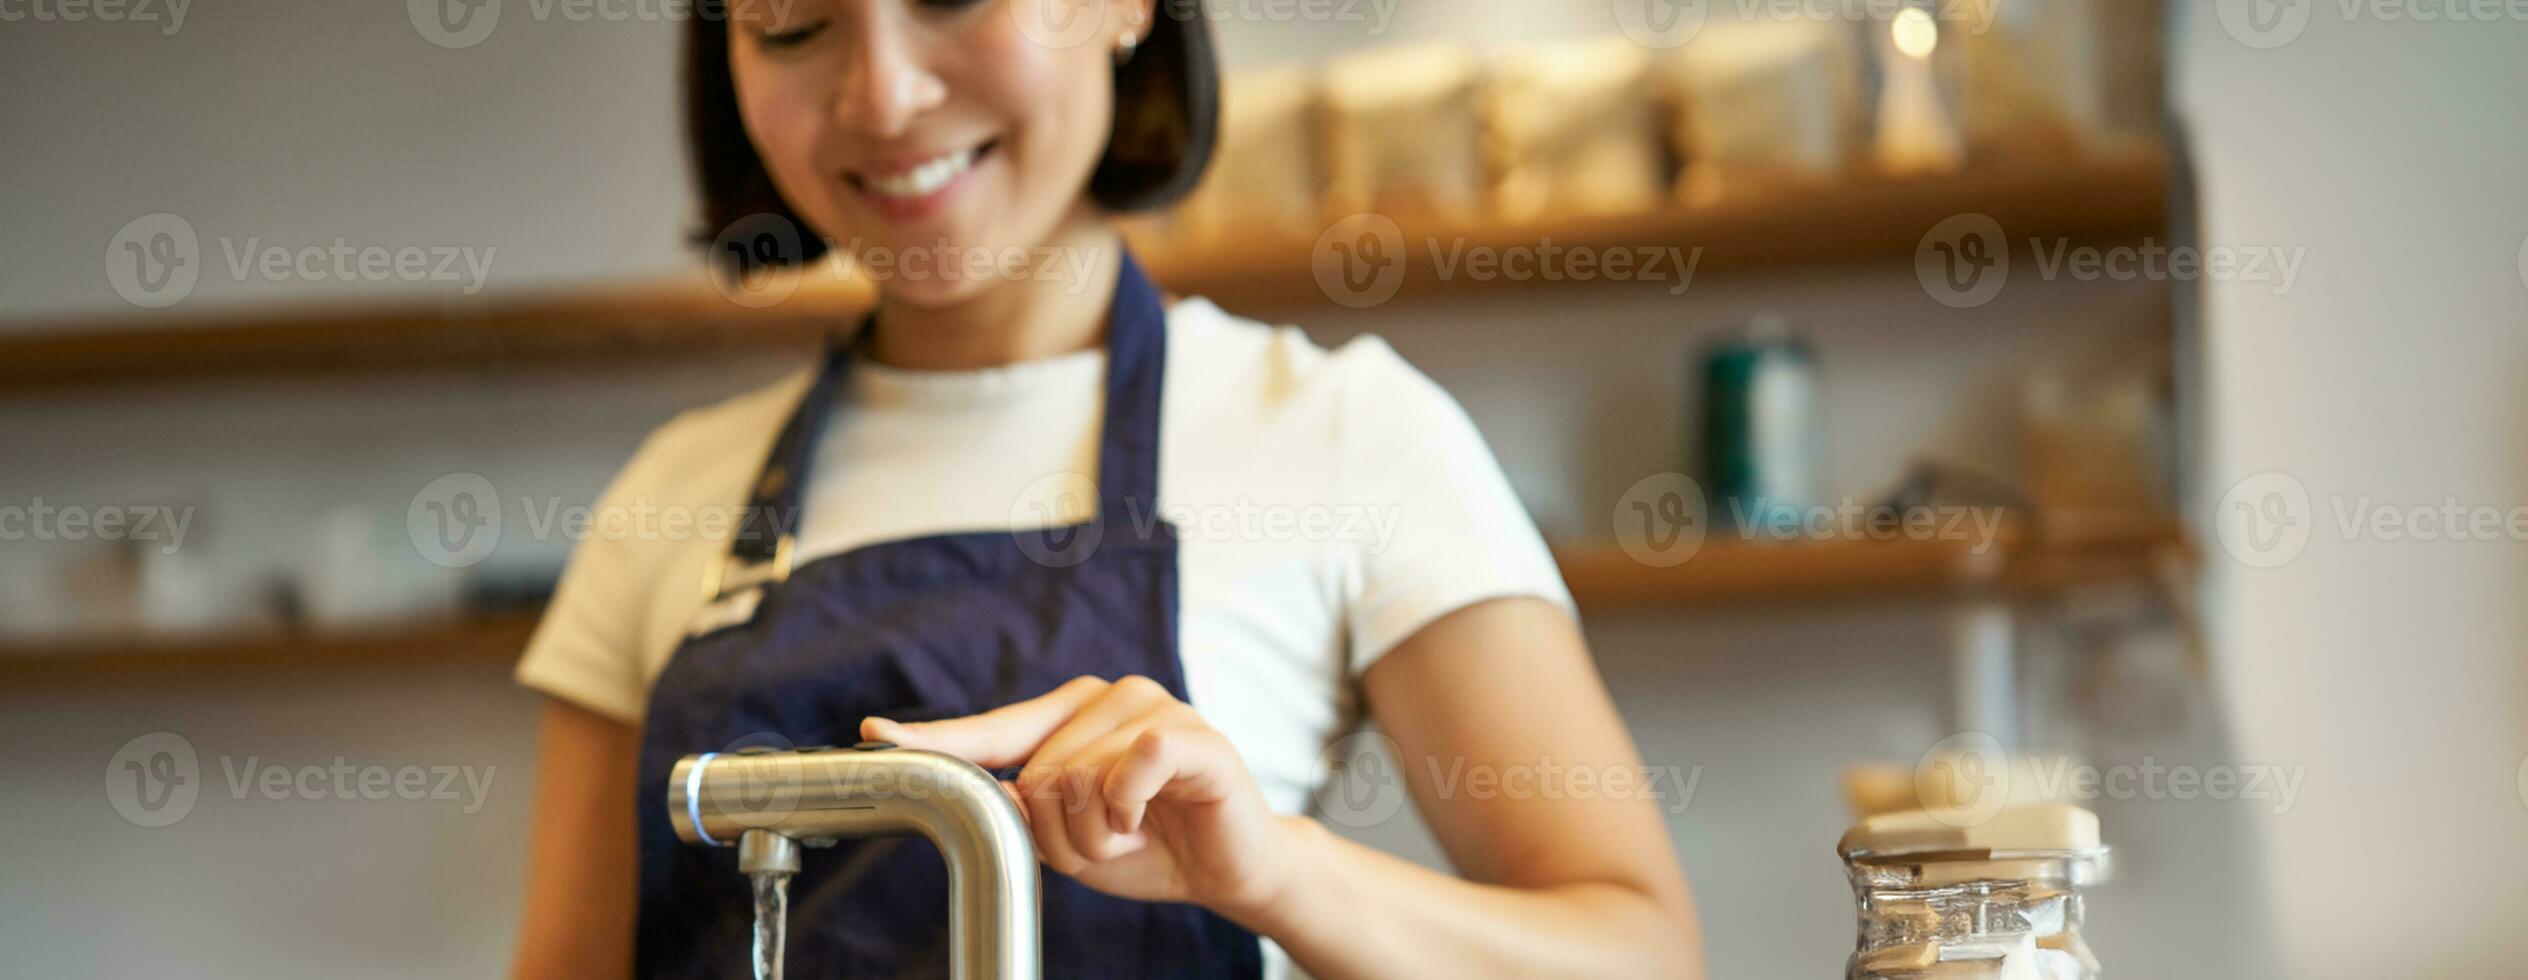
[1116,27,1140,63]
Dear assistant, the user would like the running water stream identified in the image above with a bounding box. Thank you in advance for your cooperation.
[750,870,792,980]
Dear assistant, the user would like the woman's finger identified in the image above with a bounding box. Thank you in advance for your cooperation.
[1022,765,1094,875]
[862,675,1110,768]
[1022,681,1178,863]
[1102,724,1241,836]
[1014,676,1174,805]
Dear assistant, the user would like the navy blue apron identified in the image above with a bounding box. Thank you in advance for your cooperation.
[633,253,1265,979]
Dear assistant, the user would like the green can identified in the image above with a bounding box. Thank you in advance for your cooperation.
[1699,315,1824,535]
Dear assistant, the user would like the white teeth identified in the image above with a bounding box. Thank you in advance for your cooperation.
[863,148,977,200]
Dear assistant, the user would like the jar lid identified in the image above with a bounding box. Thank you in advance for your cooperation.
[1838,803,2102,861]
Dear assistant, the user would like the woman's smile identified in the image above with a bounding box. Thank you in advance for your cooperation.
[843,138,1002,225]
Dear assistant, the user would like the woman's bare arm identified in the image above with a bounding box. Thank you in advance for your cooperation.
[1258,597,1705,979]
[510,697,640,980]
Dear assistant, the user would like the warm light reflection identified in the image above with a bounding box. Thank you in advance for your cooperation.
[1893,7,1940,60]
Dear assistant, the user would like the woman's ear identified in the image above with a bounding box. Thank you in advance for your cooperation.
[1107,0,1158,57]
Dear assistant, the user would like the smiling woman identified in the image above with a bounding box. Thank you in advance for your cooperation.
[684,0,1215,280]
[506,3,1703,979]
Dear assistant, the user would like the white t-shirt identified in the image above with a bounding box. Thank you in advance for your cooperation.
[514,296,1571,974]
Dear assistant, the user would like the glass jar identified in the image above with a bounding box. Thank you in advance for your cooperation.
[1839,804,2110,979]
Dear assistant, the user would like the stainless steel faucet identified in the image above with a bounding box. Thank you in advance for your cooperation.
[668,743,1041,980]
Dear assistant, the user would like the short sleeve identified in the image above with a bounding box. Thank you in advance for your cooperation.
[1334,338,1574,677]
[512,440,666,724]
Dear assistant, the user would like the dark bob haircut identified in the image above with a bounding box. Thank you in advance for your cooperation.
[684,2,1219,270]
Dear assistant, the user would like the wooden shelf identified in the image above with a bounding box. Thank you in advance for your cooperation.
[0,611,541,686]
[0,279,876,395]
[0,520,2187,683]
[1145,148,2170,310]
[1555,514,2191,612]
[0,150,2167,394]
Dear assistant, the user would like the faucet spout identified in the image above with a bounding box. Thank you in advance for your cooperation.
[669,746,1040,980]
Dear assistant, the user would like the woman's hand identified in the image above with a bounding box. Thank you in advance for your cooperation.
[860,675,1312,925]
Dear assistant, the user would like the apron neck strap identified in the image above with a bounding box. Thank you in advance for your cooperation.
[724,250,1167,576]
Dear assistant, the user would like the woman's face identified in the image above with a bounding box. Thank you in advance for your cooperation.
[726,0,1145,307]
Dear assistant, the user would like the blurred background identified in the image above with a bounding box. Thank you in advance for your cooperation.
[3,0,2524,976]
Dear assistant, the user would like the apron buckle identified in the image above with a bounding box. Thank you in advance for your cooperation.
[703,534,795,602]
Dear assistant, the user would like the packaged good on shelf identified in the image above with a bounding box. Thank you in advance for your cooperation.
[1483,34,1669,222]
[1322,42,1489,224]
[1188,64,1324,242]
[1662,20,1867,204]
[1962,0,2167,164]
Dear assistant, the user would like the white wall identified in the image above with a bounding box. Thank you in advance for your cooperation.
[2176,0,2528,975]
